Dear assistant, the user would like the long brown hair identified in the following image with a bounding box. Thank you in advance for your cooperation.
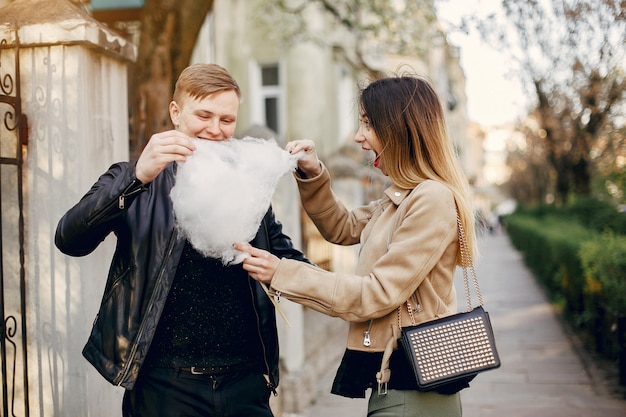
[360,74,477,262]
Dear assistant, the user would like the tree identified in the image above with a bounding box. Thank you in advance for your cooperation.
[462,0,626,204]
[504,117,554,205]
[127,0,214,157]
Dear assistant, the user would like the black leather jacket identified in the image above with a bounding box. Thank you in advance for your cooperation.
[55,161,308,390]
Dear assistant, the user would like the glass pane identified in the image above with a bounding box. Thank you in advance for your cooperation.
[261,65,279,86]
[265,97,278,133]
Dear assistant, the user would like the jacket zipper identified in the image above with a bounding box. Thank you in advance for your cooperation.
[86,179,145,227]
[267,291,330,311]
[114,230,178,386]
[363,321,373,346]
[363,293,423,346]
[254,221,277,396]
[411,293,422,313]
[248,276,278,396]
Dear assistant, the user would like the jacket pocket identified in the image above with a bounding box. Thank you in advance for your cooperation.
[103,266,130,299]
[91,267,135,361]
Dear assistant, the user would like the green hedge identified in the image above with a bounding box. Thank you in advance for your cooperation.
[579,233,626,357]
[505,215,592,313]
[505,212,626,360]
[564,197,626,235]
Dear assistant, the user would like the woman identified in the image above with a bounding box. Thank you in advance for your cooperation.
[236,74,476,416]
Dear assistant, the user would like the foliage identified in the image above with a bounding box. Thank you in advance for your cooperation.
[503,126,552,205]
[513,196,626,235]
[579,232,626,314]
[505,208,626,360]
[563,196,626,234]
[505,214,591,303]
[256,0,440,79]
[592,123,626,203]
[464,0,626,204]
[578,232,626,358]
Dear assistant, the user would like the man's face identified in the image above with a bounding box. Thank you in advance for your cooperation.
[169,90,240,141]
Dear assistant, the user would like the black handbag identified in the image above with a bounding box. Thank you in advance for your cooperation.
[398,213,501,390]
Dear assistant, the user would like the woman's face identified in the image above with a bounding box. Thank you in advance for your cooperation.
[355,112,385,174]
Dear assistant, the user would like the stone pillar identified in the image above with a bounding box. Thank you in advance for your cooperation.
[0,0,136,415]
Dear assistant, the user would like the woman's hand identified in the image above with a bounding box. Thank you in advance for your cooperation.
[235,243,280,284]
[285,139,322,178]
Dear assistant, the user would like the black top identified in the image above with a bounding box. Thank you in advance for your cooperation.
[145,240,263,369]
[331,346,473,398]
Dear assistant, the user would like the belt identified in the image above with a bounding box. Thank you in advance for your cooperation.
[180,363,257,375]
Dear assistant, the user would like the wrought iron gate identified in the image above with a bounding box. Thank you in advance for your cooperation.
[0,30,30,417]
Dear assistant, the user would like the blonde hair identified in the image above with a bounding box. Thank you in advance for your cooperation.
[360,75,477,263]
[173,63,241,103]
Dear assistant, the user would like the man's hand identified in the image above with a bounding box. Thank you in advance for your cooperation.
[135,130,196,184]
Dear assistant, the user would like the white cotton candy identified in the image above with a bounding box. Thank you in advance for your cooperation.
[170,137,302,265]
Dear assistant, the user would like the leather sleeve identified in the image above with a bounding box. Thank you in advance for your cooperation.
[260,206,311,264]
[54,162,147,257]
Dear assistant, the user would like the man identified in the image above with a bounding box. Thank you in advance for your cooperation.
[55,63,309,417]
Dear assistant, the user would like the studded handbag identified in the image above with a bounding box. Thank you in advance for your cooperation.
[398,213,501,390]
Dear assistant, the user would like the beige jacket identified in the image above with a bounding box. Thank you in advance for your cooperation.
[272,165,459,355]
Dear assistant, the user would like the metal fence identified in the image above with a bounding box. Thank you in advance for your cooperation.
[0,30,30,417]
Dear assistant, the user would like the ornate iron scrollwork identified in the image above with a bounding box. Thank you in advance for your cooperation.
[1,36,18,132]
[1,29,30,417]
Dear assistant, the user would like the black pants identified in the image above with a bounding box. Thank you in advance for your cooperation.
[122,367,274,417]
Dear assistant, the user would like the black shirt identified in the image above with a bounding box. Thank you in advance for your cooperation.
[145,240,263,369]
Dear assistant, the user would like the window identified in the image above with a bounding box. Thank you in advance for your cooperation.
[260,64,281,135]
[250,62,284,139]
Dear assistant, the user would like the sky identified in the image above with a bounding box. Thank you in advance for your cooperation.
[436,0,529,126]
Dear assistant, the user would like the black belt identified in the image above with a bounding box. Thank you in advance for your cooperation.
[180,363,257,375]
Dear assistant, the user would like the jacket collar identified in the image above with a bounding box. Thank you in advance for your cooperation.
[383,184,412,206]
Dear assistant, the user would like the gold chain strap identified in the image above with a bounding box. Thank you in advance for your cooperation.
[398,208,483,328]
[457,211,484,311]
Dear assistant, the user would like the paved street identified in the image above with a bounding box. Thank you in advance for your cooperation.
[296,232,626,416]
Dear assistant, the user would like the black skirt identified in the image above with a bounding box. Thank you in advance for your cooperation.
[330,343,473,398]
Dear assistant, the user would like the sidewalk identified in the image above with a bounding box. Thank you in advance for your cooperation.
[298,232,626,417]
